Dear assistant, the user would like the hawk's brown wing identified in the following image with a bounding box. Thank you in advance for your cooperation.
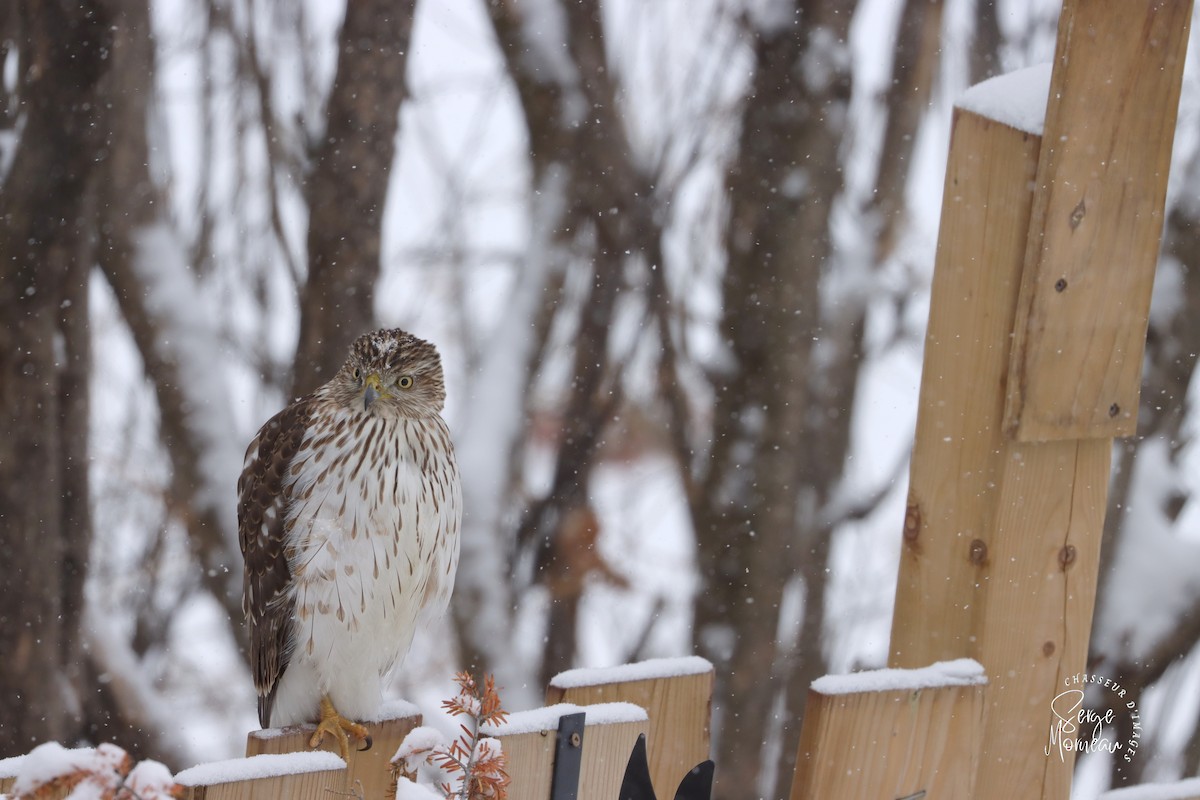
[238,397,315,728]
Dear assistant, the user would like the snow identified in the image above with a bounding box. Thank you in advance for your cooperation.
[481,702,648,737]
[133,223,244,542]
[1099,778,1200,800]
[173,752,345,787]
[248,697,419,737]
[394,780,446,800]
[0,753,25,779]
[549,656,713,689]
[1093,437,1200,662]
[957,63,1053,135]
[124,760,178,795]
[515,0,577,89]
[9,744,96,795]
[745,0,795,35]
[392,726,448,764]
[367,699,423,723]
[810,658,987,695]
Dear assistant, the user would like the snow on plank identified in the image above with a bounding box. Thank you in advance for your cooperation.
[793,661,986,800]
[174,751,346,786]
[957,63,1051,136]
[810,657,986,695]
[546,656,713,800]
[485,702,648,800]
[243,706,420,800]
[174,752,345,800]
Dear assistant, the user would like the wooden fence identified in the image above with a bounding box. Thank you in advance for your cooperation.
[792,0,1194,797]
[162,658,711,800]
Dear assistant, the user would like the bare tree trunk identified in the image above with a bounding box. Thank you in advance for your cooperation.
[690,3,855,795]
[93,0,244,629]
[292,0,417,395]
[970,0,1004,83]
[478,0,661,687]
[0,0,111,757]
[872,0,944,262]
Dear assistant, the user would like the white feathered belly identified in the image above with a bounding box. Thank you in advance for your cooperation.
[270,413,461,726]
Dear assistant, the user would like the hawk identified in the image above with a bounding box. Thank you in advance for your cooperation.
[238,329,462,757]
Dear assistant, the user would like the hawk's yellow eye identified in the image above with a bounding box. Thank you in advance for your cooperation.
[352,367,362,381]
[397,376,414,389]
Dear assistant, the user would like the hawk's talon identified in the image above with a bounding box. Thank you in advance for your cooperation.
[358,734,373,753]
[309,695,370,759]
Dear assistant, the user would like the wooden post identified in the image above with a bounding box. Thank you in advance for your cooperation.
[546,658,713,800]
[790,660,986,800]
[243,707,420,800]
[1004,0,1192,441]
[888,1,1190,798]
[486,703,649,800]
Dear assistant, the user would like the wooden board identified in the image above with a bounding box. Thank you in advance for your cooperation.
[546,668,712,799]
[889,105,1113,799]
[182,763,346,800]
[1003,0,1192,441]
[890,108,1042,668]
[790,681,985,799]
[973,436,1110,799]
[244,710,420,800]
[496,717,648,800]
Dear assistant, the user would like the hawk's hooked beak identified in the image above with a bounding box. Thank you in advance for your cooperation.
[362,373,385,411]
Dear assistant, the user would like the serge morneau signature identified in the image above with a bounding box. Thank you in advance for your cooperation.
[1044,675,1141,763]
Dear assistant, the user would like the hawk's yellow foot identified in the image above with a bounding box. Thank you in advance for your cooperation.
[308,696,372,759]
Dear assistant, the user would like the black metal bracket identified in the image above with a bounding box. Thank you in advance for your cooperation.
[619,733,714,800]
[549,711,586,800]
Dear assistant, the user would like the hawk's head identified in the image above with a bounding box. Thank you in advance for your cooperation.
[327,329,447,418]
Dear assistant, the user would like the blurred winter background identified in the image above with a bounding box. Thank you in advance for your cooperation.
[2,0,1200,798]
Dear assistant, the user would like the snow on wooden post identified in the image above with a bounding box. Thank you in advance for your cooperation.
[174,752,346,800]
[545,657,713,800]
[887,1,1190,798]
[483,702,649,800]
[789,660,987,800]
[239,703,420,800]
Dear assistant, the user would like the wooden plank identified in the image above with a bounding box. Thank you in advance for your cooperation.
[973,436,1110,799]
[177,753,346,800]
[890,108,1042,668]
[789,662,986,800]
[889,103,1114,799]
[1004,0,1192,441]
[545,658,712,800]
[489,704,649,800]
[244,707,420,800]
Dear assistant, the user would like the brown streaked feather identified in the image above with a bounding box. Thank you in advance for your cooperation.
[238,397,316,728]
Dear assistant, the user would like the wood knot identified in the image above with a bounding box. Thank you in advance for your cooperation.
[1109,402,1121,418]
[1069,197,1086,230]
[903,496,921,544]
[1043,641,1056,657]
[969,538,988,566]
[1059,544,1077,570]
